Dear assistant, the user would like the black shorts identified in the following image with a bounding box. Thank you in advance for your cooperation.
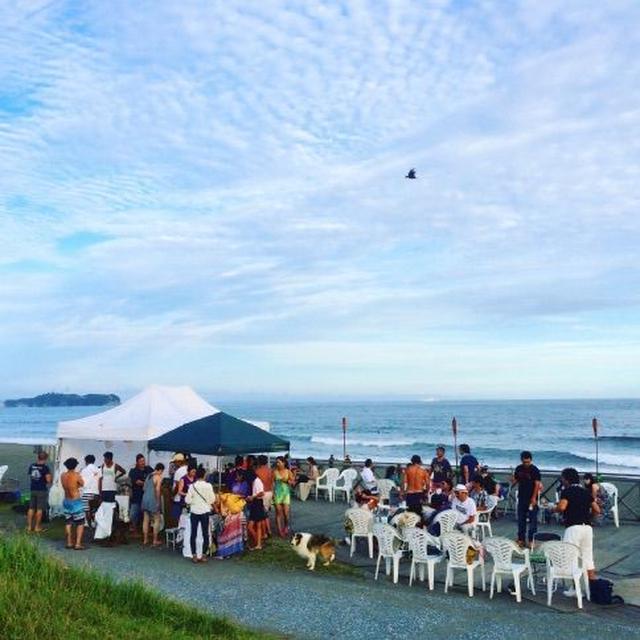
[248,499,267,522]
[406,492,425,512]
[29,490,48,512]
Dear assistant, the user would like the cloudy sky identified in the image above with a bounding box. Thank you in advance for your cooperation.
[1,0,639,400]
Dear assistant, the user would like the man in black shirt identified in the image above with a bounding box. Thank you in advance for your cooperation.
[128,454,153,534]
[512,451,542,548]
[430,446,453,488]
[27,451,52,533]
[554,467,599,581]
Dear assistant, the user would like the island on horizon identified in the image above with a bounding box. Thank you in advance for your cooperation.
[4,392,120,408]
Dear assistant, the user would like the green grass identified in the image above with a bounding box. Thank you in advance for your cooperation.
[237,536,362,578]
[0,536,276,640]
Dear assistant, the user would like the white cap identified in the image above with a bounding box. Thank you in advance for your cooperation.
[454,483,468,493]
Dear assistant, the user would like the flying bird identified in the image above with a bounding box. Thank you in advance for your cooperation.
[405,168,417,179]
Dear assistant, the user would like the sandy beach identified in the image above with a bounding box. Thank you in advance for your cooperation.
[0,443,43,492]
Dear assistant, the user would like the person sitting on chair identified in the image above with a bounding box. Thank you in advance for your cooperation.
[451,484,477,535]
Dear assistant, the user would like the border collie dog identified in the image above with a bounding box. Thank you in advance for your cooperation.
[291,532,336,570]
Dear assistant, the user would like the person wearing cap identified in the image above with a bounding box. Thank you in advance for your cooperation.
[403,454,430,515]
[451,484,477,535]
[171,453,188,521]
[430,445,452,489]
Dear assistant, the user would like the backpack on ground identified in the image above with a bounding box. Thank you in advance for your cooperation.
[589,578,624,605]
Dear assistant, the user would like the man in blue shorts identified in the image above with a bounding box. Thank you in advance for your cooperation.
[61,457,86,550]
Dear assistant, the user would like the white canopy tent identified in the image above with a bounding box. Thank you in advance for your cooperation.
[55,385,218,473]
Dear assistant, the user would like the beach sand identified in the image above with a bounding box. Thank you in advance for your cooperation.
[0,443,45,491]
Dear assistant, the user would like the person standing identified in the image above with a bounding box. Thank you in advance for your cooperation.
[272,456,294,537]
[512,451,542,548]
[430,446,453,489]
[403,455,430,515]
[554,467,600,588]
[61,458,85,550]
[98,451,125,503]
[246,471,267,550]
[459,444,479,485]
[80,454,100,527]
[171,453,188,521]
[142,463,165,547]
[185,467,216,563]
[256,455,274,536]
[26,451,52,533]
[128,454,153,533]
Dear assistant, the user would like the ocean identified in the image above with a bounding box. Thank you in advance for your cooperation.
[1,398,639,474]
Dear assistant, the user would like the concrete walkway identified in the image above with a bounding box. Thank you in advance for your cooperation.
[10,498,639,640]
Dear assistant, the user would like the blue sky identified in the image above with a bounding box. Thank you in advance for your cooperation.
[1,1,639,400]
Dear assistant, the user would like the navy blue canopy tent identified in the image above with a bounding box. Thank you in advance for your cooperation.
[148,411,289,456]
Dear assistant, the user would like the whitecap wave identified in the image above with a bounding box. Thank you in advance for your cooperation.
[310,435,414,448]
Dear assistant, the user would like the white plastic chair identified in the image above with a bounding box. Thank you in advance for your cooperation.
[442,531,486,597]
[543,541,589,609]
[334,468,359,502]
[484,536,535,602]
[434,509,458,536]
[392,511,421,547]
[374,523,405,584]
[407,528,444,590]
[600,482,620,528]
[345,507,374,558]
[475,498,498,540]
[315,468,339,502]
[377,479,396,504]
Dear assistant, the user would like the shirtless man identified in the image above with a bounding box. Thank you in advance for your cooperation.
[403,454,430,515]
[61,457,86,550]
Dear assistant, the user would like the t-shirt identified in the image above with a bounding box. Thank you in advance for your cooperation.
[514,463,541,503]
[81,464,100,495]
[252,476,264,497]
[129,466,153,504]
[361,467,378,491]
[459,454,479,480]
[430,457,452,483]
[561,484,593,527]
[28,463,50,491]
[451,495,477,525]
[173,465,188,502]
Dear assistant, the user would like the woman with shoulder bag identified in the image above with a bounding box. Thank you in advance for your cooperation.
[185,467,216,564]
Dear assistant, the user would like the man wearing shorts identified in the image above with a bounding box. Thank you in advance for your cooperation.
[403,454,430,515]
[61,457,85,550]
[26,451,52,533]
[554,467,600,595]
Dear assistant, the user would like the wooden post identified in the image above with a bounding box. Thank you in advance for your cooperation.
[342,417,347,460]
[592,417,599,479]
[452,417,459,477]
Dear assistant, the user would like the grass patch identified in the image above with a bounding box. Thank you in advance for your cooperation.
[0,536,275,640]
[237,536,362,578]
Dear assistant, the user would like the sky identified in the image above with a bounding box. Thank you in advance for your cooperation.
[1,0,639,400]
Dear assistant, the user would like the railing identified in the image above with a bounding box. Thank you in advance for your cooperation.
[311,458,640,523]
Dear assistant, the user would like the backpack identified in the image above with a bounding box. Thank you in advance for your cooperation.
[589,578,624,605]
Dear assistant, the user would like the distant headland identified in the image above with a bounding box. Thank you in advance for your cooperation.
[4,393,120,408]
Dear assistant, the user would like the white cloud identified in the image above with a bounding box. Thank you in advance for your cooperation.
[0,1,639,396]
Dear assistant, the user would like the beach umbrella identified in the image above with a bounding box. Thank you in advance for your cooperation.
[592,417,599,478]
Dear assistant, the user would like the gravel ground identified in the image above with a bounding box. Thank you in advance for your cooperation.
[41,539,639,640]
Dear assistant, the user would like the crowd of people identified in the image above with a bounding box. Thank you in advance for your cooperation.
[25,443,604,579]
[26,449,323,562]
[341,444,603,581]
